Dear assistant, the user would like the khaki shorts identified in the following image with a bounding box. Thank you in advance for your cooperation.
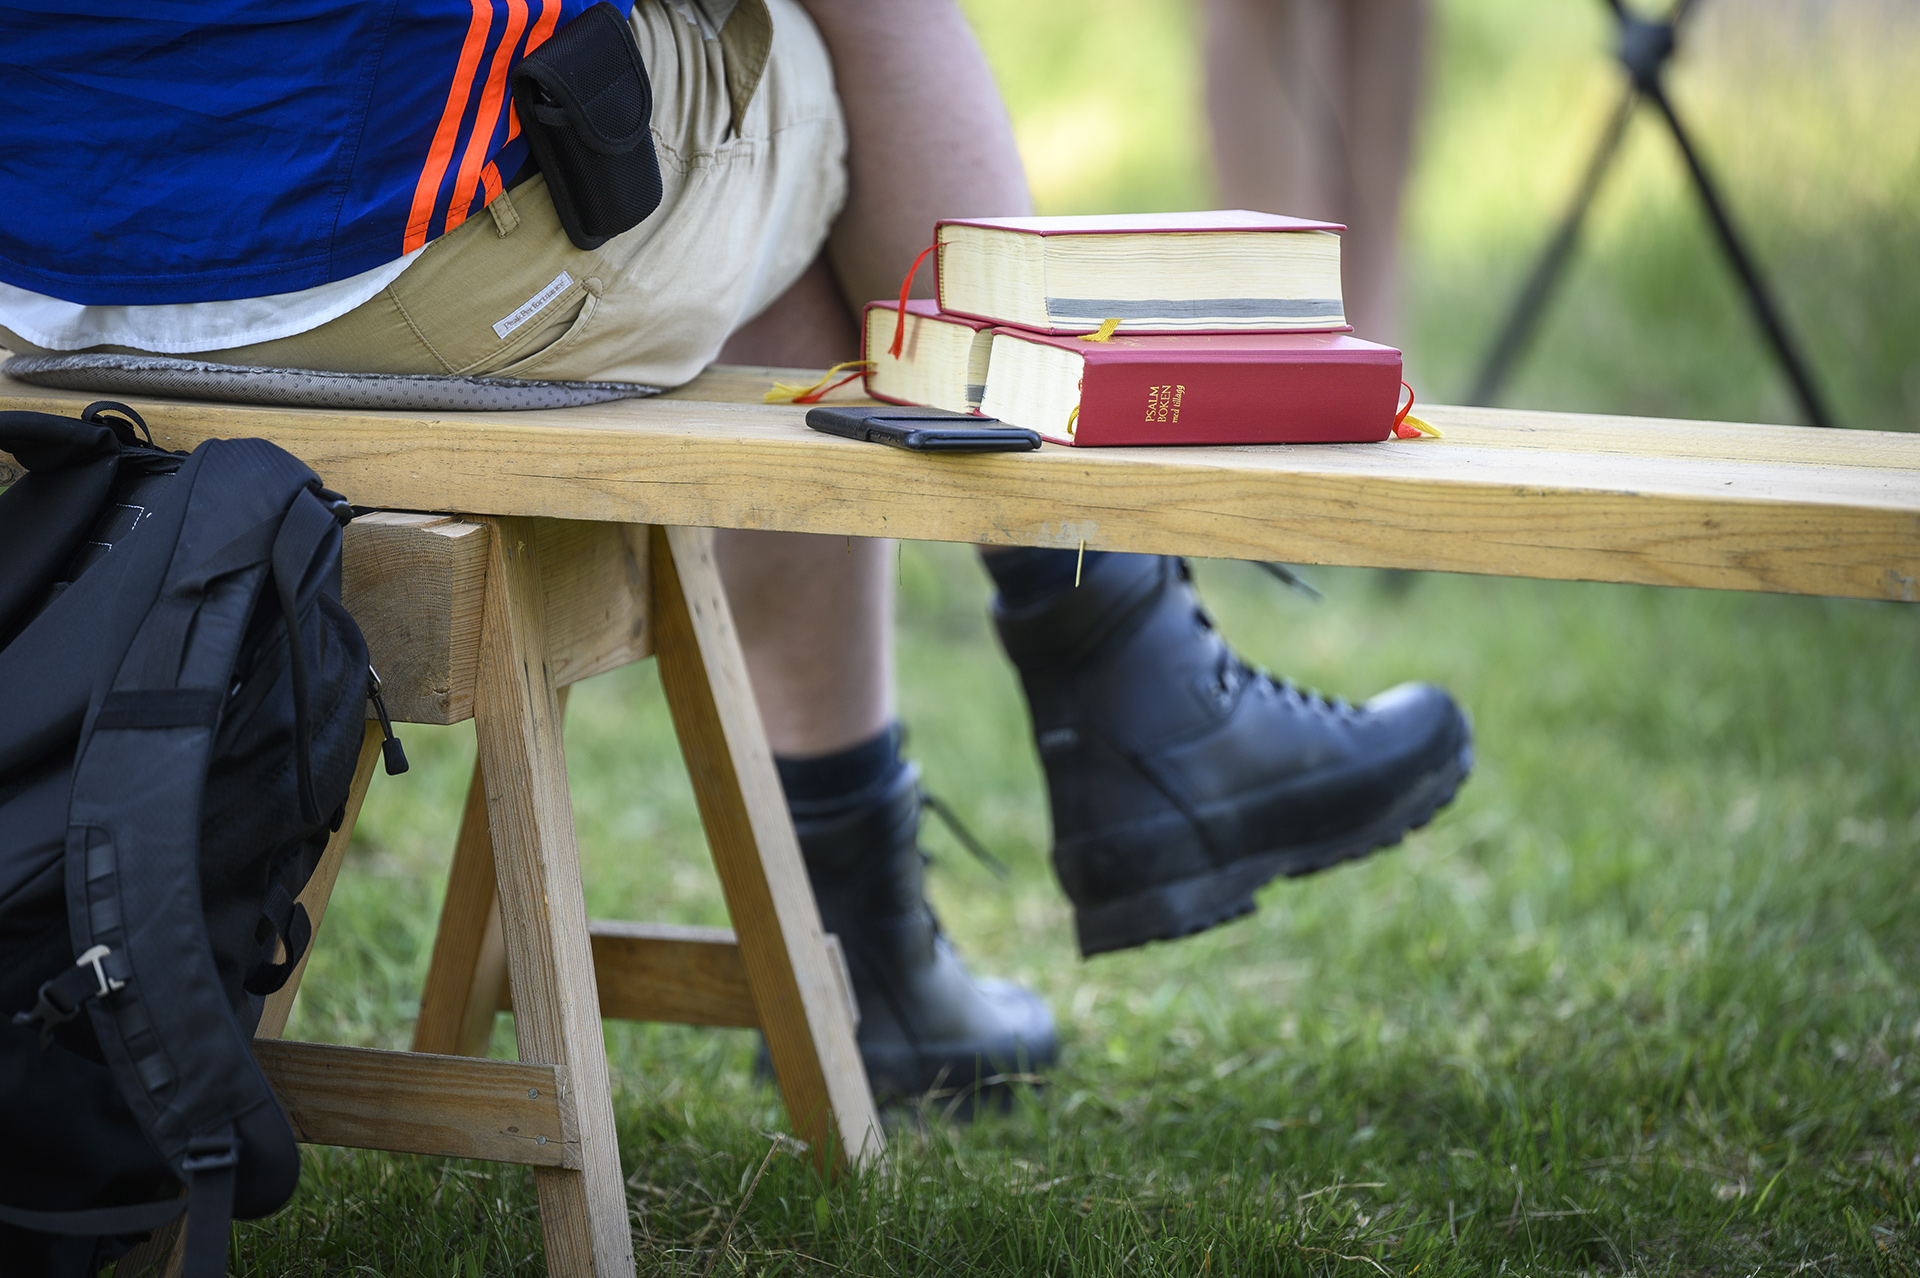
[52,0,847,389]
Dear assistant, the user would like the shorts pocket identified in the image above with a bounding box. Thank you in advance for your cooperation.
[475,277,603,379]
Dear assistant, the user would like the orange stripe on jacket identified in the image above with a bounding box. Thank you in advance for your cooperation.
[445,0,530,232]
[499,0,561,147]
[403,0,495,254]
[525,0,561,52]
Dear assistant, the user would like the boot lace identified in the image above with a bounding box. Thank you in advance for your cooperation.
[1208,647,1356,720]
[919,790,1011,881]
[1185,560,1355,719]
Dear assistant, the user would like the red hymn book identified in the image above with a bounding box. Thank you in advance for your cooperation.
[978,330,1404,447]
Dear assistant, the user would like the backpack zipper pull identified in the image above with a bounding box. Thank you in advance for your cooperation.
[367,666,410,776]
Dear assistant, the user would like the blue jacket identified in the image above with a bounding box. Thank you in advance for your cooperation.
[0,0,595,305]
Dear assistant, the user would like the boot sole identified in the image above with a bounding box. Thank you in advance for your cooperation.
[1073,741,1474,957]
[755,1033,1058,1112]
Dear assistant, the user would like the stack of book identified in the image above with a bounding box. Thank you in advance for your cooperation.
[860,211,1403,446]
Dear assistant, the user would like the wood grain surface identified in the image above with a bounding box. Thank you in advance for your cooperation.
[651,525,886,1171]
[472,515,632,1276]
[342,513,488,725]
[487,921,859,1030]
[411,755,512,1058]
[8,368,1915,600]
[252,1039,578,1168]
[342,515,652,726]
[582,921,759,1028]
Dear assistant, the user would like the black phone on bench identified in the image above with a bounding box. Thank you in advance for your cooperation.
[804,406,1042,453]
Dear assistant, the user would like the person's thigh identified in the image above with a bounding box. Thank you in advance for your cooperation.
[193,0,847,387]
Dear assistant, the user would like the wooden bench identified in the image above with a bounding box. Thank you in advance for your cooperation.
[6,364,1911,602]
[3,366,1915,1278]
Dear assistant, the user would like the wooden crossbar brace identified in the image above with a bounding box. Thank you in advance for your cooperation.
[492,920,860,1030]
[252,1040,579,1169]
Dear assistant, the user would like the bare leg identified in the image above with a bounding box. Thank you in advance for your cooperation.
[1205,0,1343,220]
[1203,0,1427,345]
[802,0,1030,571]
[1338,0,1427,345]
[718,6,1062,1092]
[800,0,1032,306]
[715,259,890,758]
[712,524,895,757]
[714,0,1036,755]
[719,255,859,370]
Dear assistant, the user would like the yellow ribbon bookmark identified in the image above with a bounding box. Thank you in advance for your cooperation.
[1389,380,1443,439]
[764,360,874,404]
[1057,320,1120,434]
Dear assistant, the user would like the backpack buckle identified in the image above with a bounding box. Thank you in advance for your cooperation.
[181,1137,239,1175]
[10,945,128,1046]
[76,944,127,1000]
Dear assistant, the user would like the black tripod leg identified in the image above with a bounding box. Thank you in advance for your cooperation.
[1469,86,1637,405]
[1642,81,1838,428]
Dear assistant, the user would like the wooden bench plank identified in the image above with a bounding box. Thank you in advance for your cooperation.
[252,1039,579,1169]
[6,369,1915,601]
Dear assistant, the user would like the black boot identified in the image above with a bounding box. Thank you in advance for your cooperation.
[791,755,1058,1101]
[993,554,1472,957]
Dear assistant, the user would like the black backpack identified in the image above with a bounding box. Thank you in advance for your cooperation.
[0,402,404,1277]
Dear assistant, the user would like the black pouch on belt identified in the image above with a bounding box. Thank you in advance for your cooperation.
[510,1,663,250]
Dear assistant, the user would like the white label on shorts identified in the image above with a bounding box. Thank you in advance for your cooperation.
[493,271,574,340]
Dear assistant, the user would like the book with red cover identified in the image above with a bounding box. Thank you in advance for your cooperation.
[978,329,1403,447]
[860,299,995,413]
[933,210,1351,336]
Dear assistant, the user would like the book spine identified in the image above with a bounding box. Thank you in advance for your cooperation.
[1070,356,1402,446]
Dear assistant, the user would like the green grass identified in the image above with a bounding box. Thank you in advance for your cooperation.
[253,550,1920,1276]
[238,2,1920,1273]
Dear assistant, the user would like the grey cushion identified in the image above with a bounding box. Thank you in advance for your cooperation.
[2,353,661,411]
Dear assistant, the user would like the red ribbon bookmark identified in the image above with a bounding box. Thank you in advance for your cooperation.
[1392,381,1421,438]
[888,242,939,359]
[1390,381,1443,439]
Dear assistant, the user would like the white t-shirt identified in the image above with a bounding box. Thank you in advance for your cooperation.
[0,248,423,355]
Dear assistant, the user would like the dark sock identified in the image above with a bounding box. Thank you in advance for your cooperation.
[775,723,903,820]
[980,546,1116,609]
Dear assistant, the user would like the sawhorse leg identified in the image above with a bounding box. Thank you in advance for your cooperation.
[411,756,513,1059]
[123,511,885,1277]
[412,525,882,1173]
[649,525,883,1169]
[471,515,632,1276]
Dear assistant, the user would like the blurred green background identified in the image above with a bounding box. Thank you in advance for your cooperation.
[964,0,1920,430]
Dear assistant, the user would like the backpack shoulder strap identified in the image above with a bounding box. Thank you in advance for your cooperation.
[58,438,331,1263]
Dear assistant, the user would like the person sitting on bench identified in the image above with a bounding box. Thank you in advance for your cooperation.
[0,0,1472,1100]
